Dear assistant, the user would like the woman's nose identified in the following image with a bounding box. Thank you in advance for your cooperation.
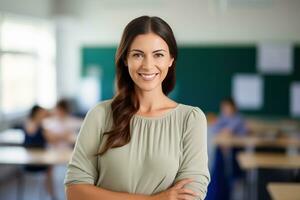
[141,56,155,69]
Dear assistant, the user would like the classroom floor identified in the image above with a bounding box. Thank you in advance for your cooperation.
[0,165,67,200]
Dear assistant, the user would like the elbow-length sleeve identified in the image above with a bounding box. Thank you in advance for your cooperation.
[174,107,211,200]
[64,104,106,186]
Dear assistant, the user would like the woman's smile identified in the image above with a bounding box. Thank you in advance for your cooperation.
[138,73,159,81]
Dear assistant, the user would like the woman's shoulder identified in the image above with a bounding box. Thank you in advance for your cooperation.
[92,99,113,112]
[178,103,206,119]
[177,104,207,138]
[84,99,113,123]
[176,103,207,127]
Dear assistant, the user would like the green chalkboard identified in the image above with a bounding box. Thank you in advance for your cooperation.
[82,47,117,100]
[82,45,300,117]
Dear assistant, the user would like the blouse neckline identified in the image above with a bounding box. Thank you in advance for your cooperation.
[133,103,181,120]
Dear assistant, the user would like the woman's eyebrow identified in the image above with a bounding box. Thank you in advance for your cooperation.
[153,49,166,53]
[129,49,166,53]
[130,49,144,53]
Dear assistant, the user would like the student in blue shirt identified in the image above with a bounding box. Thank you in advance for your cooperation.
[207,97,248,200]
[211,97,247,136]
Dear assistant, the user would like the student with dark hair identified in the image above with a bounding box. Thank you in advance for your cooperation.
[56,99,72,115]
[64,16,210,200]
[23,105,59,199]
[23,105,48,151]
[42,99,82,146]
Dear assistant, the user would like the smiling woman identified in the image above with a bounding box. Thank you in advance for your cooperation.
[126,33,174,92]
[64,16,210,200]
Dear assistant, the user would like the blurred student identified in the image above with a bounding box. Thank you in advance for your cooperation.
[207,98,247,200]
[23,104,74,148]
[211,97,247,136]
[22,105,59,200]
[43,99,82,146]
[23,105,49,149]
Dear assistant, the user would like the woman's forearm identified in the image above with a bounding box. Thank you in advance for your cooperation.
[66,184,152,200]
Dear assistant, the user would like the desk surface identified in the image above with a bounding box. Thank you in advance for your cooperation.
[214,134,300,148]
[267,183,300,200]
[0,128,77,146]
[0,146,73,165]
[237,152,300,170]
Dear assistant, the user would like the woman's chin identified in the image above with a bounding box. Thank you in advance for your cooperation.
[135,83,161,93]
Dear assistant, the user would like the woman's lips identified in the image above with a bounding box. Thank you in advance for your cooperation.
[138,73,159,81]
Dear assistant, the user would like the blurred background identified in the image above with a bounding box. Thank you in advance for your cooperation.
[0,0,300,200]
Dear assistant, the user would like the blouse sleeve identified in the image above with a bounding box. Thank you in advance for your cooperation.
[174,107,210,200]
[64,104,106,186]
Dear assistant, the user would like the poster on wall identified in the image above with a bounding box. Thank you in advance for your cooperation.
[290,82,300,117]
[257,43,293,74]
[232,74,263,109]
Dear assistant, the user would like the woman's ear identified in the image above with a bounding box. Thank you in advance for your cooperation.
[169,57,174,67]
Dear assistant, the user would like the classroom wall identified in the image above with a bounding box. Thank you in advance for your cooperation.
[82,45,300,117]
[0,0,52,18]
[55,0,300,98]
[1,0,300,108]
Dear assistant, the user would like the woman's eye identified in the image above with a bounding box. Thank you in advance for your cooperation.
[133,53,143,58]
[154,53,164,58]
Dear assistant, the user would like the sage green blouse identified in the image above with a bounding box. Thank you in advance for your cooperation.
[64,99,210,200]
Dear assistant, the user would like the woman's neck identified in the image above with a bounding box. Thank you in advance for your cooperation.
[134,87,177,115]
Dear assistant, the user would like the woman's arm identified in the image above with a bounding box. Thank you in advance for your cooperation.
[173,107,210,200]
[64,104,150,200]
[66,179,198,200]
[66,184,150,200]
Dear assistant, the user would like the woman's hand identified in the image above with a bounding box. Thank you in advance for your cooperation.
[150,179,198,200]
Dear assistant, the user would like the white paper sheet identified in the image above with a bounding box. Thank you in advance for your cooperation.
[257,43,293,74]
[290,82,300,117]
[232,74,263,109]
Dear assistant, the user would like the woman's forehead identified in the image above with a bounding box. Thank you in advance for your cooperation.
[129,33,169,51]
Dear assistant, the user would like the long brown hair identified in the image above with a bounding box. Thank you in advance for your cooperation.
[98,16,178,155]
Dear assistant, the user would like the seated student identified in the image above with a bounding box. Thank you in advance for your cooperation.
[207,97,247,200]
[22,105,56,199]
[23,105,71,200]
[23,105,48,149]
[43,99,82,146]
[211,97,247,136]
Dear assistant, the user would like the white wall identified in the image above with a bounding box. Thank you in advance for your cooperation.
[0,0,53,129]
[0,0,52,18]
[57,0,300,44]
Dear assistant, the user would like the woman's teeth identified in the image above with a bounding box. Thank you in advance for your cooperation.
[138,73,158,81]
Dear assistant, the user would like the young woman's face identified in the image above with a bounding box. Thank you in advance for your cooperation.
[126,33,174,93]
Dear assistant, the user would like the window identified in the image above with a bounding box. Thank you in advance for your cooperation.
[0,13,56,116]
